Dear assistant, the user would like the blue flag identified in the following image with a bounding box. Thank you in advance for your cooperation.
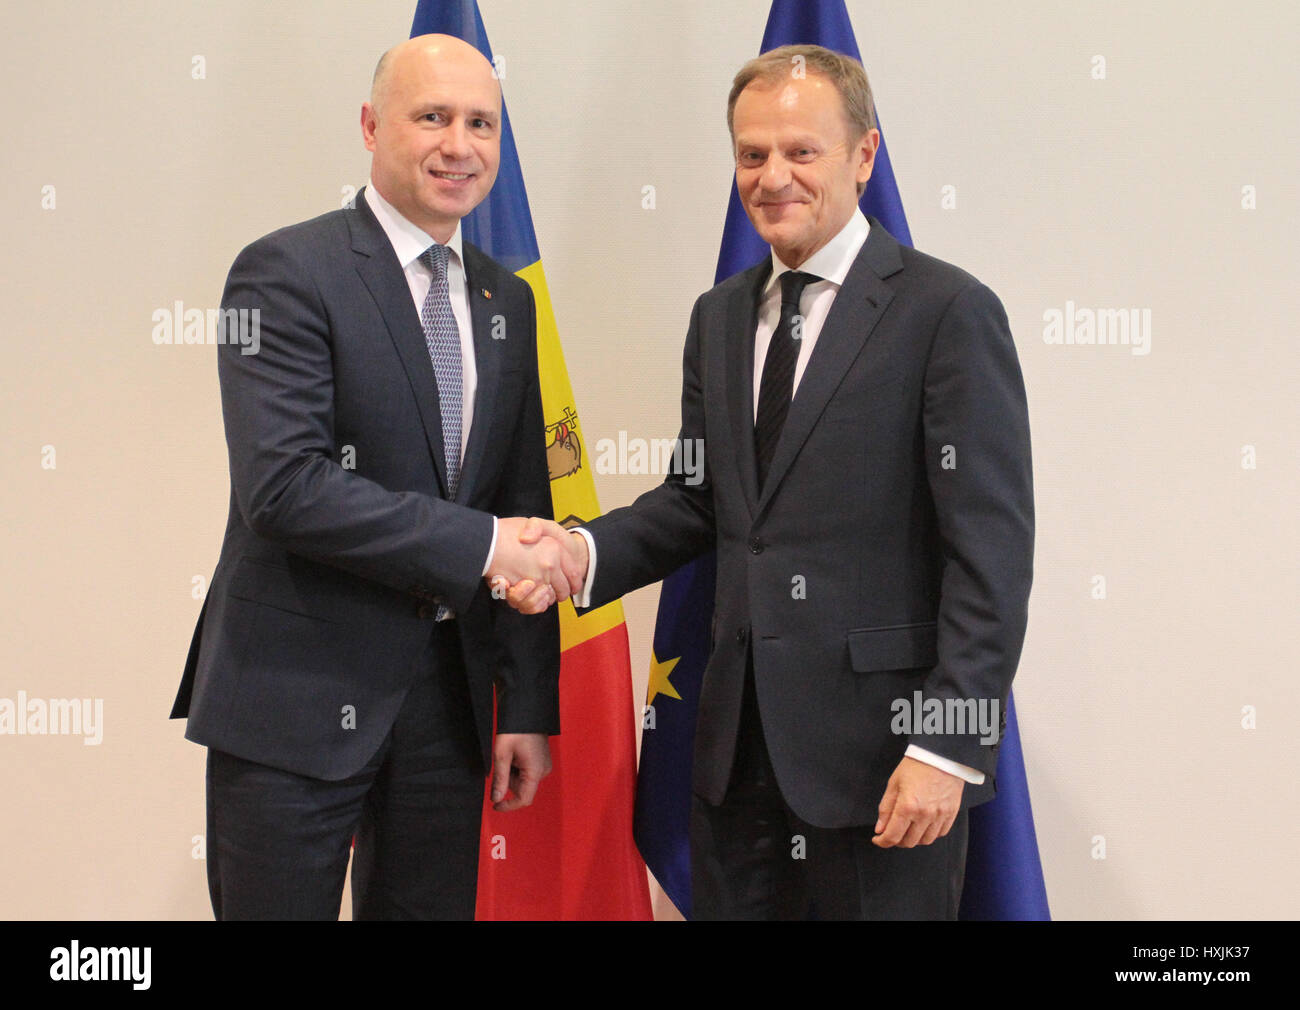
[635,0,1050,921]
[958,691,1050,919]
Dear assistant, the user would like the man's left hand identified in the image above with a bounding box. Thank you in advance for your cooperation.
[872,756,965,848]
[490,733,552,812]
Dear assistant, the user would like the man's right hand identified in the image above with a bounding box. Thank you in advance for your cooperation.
[491,517,589,615]
[486,517,586,613]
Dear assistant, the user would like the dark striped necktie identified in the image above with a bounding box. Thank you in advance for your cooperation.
[754,269,818,490]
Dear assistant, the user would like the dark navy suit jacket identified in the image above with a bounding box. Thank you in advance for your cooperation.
[171,189,559,780]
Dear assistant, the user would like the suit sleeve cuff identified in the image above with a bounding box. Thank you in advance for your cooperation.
[905,744,985,785]
[571,527,596,610]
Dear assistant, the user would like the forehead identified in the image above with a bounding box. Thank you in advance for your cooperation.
[733,75,846,138]
[388,50,501,111]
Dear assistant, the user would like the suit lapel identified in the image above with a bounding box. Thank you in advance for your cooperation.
[347,189,452,497]
[755,220,903,515]
[455,243,504,505]
[726,262,771,516]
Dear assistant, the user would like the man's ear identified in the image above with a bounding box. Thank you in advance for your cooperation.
[856,128,881,188]
[360,102,379,153]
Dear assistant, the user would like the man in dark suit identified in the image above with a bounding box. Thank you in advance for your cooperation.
[506,45,1034,919]
[171,35,581,920]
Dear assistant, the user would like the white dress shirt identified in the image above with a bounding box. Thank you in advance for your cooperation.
[576,208,983,786]
[363,181,497,581]
[753,208,870,419]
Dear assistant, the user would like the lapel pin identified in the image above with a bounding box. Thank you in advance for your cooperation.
[482,288,492,299]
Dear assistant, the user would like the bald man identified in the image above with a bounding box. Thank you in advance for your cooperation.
[171,36,580,920]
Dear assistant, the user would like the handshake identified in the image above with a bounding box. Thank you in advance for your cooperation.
[486,517,591,615]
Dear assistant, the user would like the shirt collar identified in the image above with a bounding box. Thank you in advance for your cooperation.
[364,179,464,271]
[764,208,870,296]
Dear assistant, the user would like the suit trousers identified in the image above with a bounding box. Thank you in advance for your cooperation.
[690,654,969,920]
[204,621,484,920]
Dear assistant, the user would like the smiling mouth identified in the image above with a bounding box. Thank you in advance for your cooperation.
[430,170,473,181]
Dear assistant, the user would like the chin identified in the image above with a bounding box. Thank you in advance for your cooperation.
[759,228,802,255]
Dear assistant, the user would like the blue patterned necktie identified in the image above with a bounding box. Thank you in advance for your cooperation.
[420,244,464,622]
[420,243,464,500]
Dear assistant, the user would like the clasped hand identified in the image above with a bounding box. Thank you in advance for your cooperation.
[485,517,589,614]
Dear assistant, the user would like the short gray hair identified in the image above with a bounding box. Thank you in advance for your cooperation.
[727,44,876,142]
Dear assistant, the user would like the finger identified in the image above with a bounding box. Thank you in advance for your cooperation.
[531,541,558,580]
[520,581,556,614]
[916,817,944,847]
[559,535,587,596]
[512,768,541,808]
[505,579,537,608]
[875,781,898,834]
[535,518,566,537]
[508,579,554,614]
[547,570,572,604]
[518,516,546,545]
[872,808,910,848]
[492,769,531,812]
[898,816,930,849]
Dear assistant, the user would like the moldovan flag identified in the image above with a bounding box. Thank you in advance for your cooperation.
[634,0,1051,921]
[410,0,652,919]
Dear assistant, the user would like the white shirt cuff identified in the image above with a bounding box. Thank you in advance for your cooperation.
[905,744,985,785]
[480,515,499,578]
[571,527,596,609]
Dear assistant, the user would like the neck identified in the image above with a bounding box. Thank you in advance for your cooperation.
[369,178,457,244]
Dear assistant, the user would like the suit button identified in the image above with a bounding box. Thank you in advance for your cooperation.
[417,604,435,619]
[749,537,764,554]
[736,626,748,644]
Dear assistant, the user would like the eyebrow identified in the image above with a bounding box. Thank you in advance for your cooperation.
[735,136,821,149]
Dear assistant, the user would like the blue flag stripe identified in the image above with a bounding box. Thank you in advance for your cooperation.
[411,0,541,272]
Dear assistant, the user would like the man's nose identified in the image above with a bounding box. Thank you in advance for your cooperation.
[440,119,473,161]
[759,154,792,193]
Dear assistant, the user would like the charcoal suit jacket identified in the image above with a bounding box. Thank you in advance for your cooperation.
[580,218,1033,828]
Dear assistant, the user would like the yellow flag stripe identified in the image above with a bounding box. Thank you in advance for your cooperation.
[515,259,628,653]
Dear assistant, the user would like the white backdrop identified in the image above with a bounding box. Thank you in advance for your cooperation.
[1,0,1296,919]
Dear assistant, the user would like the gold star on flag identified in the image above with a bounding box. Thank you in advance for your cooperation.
[646,651,682,706]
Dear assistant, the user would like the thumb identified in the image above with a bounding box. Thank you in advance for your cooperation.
[491,745,514,803]
[517,516,546,545]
